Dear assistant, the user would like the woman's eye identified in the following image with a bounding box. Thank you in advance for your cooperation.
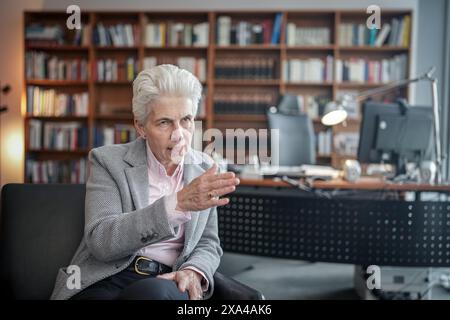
[159,121,169,127]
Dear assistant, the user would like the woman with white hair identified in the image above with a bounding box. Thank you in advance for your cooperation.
[50,64,240,300]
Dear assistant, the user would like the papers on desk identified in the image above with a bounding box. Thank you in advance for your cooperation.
[240,164,341,180]
[297,165,341,179]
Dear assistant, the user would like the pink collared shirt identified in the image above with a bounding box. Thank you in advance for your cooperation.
[139,142,208,290]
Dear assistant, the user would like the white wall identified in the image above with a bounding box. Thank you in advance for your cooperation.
[0,0,43,186]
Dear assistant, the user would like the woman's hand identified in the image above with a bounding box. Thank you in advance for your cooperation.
[176,164,240,212]
[157,269,204,300]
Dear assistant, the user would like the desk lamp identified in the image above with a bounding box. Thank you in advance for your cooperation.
[321,67,444,184]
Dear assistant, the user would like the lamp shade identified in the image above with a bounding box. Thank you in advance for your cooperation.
[321,101,348,126]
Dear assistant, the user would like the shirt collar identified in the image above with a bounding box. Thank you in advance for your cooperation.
[145,141,184,178]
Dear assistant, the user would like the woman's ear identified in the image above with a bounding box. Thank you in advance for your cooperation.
[134,120,146,139]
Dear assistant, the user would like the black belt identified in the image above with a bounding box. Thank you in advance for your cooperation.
[127,256,172,276]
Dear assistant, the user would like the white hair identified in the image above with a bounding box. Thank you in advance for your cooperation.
[132,64,202,124]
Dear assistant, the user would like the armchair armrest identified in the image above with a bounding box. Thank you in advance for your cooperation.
[211,272,264,300]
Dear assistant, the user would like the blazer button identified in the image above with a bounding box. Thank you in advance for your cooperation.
[141,236,147,243]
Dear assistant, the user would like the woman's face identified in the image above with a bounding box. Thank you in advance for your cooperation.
[135,96,195,168]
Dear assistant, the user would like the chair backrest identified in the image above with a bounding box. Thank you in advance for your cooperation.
[267,110,316,166]
[0,184,85,299]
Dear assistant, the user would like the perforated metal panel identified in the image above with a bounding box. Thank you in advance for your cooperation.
[218,187,450,267]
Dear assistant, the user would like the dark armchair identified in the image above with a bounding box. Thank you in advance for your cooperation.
[0,183,263,300]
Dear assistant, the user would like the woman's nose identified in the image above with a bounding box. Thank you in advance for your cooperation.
[171,128,183,142]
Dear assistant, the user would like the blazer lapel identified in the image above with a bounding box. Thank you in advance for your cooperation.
[182,150,207,247]
[124,138,149,209]
[123,139,207,248]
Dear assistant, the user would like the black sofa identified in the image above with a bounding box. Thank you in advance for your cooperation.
[0,183,263,300]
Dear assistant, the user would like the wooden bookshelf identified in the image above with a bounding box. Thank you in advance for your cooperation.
[23,9,412,182]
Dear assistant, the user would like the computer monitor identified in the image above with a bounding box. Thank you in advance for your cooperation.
[357,100,434,174]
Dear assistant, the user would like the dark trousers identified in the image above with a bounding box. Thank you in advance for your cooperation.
[70,269,189,300]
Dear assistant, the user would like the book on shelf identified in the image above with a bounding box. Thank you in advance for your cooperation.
[29,120,88,150]
[271,13,283,44]
[317,129,332,156]
[334,54,408,83]
[73,24,91,46]
[26,86,88,116]
[216,16,232,46]
[145,21,208,47]
[283,56,333,83]
[215,57,276,80]
[286,23,330,46]
[26,158,87,183]
[26,51,89,81]
[374,23,391,47]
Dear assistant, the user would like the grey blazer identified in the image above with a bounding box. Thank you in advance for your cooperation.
[50,137,223,300]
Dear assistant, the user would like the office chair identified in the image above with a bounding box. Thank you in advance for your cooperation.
[267,107,316,166]
[0,184,263,300]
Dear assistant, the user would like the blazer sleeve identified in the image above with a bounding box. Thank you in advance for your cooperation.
[178,205,223,299]
[84,148,176,263]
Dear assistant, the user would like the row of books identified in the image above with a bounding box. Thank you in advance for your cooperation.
[338,16,411,47]
[26,51,88,81]
[143,56,207,82]
[26,86,88,116]
[28,120,89,150]
[26,23,91,46]
[93,57,138,82]
[94,125,137,147]
[282,56,334,83]
[93,23,141,47]
[216,13,282,45]
[213,92,274,114]
[25,15,410,48]
[285,24,330,46]
[145,22,209,47]
[26,158,88,184]
[215,57,276,80]
[316,130,332,156]
[335,54,408,83]
[25,24,64,45]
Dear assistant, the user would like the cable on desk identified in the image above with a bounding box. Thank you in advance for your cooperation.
[282,176,400,200]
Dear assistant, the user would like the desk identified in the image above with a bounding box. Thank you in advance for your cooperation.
[239,177,450,192]
[217,178,450,267]
[218,178,450,299]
